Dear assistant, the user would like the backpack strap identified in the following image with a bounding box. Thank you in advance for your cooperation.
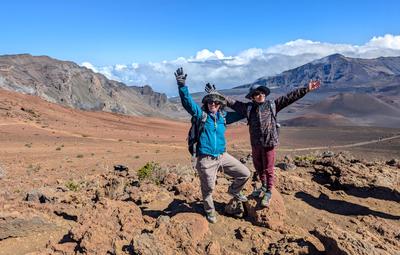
[198,111,208,135]
[221,111,227,126]
[246,104,252,124]
[200,111,208,123]
[269,100,281,129]
[269,100,277,118]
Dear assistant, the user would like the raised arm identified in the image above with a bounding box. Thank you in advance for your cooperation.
[225,96,248,118]
[175,67,202,117]
[275,80,320,112]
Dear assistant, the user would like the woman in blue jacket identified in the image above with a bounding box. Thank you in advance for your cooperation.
[175,67,250,224]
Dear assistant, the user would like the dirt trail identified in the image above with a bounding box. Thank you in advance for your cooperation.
[279,134,400,152]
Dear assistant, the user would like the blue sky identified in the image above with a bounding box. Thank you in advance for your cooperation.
[1,0,399,65]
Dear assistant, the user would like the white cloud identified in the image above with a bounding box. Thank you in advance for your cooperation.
[81,62,98,72]
[366,34,400,49]
[80,34,400,96]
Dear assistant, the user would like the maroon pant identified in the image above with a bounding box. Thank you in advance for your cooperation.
[251,145,275,190]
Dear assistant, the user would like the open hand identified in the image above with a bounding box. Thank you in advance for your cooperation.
[308,80,321,91]
[205,83,216,93]
[174,67,187,86]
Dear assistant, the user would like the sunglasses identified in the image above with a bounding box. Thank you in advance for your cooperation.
[252,91,265,97]
[208,101,221,105]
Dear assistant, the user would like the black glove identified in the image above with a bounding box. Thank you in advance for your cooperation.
[174,67,187,86]
[205,83,217,93]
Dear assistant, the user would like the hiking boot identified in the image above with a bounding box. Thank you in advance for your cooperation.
[206,211,217,224]
[228,187,248,202]
[251,186,267,198]
[261,190,272,208]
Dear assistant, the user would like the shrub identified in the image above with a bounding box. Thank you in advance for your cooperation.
[138,162,157,181]
[137,162,165,184]
[294,155,316,163]
[65,179,80,191]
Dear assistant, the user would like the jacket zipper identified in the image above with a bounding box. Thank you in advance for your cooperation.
[214,114,217,154]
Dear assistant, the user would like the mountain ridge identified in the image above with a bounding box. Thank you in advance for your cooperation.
[0,54,177,117]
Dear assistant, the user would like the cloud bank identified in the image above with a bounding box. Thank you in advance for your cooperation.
[81,34,400,96]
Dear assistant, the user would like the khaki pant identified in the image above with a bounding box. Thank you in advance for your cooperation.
[196,152,250,213]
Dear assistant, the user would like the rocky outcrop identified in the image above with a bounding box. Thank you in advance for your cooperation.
[67,199,144,254]
[312,222,398,255]
[312,152,400,201]
[133,213,209,255]
[245,187,287,230]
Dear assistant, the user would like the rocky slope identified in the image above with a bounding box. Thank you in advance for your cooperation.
[0,54,178,117]
[1,151,399,254]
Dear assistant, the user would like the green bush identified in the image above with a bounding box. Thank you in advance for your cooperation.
[137,162,162,182]
[294,155,316,163]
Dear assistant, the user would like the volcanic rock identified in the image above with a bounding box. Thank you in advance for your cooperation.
[245,188,286,230]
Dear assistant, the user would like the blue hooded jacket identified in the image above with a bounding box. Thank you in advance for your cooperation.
[179,85,244,157]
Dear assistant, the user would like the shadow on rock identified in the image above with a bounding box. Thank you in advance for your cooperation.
[141,198,204,218]
[311,171,400,203]
[295,191,400,220]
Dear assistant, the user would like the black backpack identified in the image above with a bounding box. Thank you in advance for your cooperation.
[187,111,208,156]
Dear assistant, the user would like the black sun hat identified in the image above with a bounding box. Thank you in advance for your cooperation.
[245,84,271,99]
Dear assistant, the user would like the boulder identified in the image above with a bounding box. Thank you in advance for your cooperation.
[313,223,397,255]
[57,199,145,254]
[25,188,59,203]
[133,213,209,255]
[0,216,57,240]
[245,188,286,230]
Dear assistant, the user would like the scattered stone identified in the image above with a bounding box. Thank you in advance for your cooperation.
[25,188,58,203]
[224,198,245,218]
[385,158,397,166]
[113,164,129,172]
[276,162,297,171]
[321,151,335,158]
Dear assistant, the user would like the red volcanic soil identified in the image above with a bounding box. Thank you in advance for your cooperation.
[0,88,399,254]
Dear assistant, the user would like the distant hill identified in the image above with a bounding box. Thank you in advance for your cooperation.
[236,54,400,91]
[281,113,354,127]
[218,54,400,128]
[0,54,179,117]
[311,93,399,117]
